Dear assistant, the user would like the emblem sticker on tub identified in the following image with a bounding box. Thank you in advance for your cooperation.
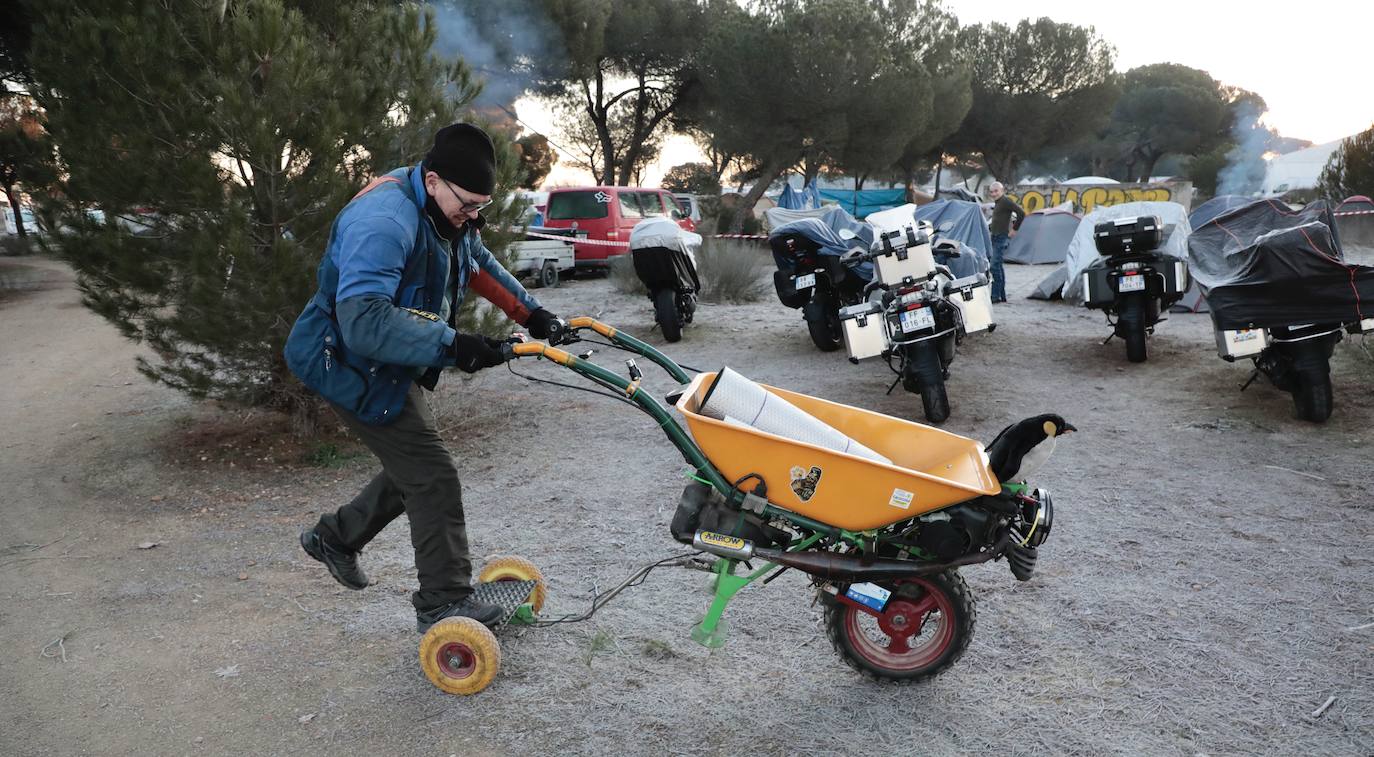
[888,488,914,510]
[790,465,822,502]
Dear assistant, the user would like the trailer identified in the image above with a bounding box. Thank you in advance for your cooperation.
[511,228,579,288]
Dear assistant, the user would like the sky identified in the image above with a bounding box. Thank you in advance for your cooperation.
[519,0,1374,189]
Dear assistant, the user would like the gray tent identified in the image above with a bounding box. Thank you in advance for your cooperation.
[1005,208,1080,264]
[1028,265,1068,300]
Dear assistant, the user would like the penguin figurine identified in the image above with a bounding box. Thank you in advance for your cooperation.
[985,414,1077,483]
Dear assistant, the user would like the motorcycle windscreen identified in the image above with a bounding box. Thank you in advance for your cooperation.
[1187,199,1374,330]
[631,246,700,292]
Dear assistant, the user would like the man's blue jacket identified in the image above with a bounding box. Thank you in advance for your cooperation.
[284,165,540,425]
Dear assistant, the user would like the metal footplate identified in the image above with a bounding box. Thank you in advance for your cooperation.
[471,579,539,625]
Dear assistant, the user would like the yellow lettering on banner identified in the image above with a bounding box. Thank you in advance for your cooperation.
[1008,184,1177,214]
[1019,191,1045,213]
[1080,187,1107,213]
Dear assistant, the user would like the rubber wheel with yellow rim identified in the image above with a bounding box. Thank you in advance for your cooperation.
[477,555,547,613]
[419,617,501,695]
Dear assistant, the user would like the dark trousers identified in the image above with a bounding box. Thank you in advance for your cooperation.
[316,384,472,611]
[990,233,1009,302]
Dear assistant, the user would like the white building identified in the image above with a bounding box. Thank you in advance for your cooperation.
[1261,139,1344,196]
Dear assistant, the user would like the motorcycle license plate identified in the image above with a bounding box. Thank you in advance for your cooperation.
[900,307,936,333]
[793,273,817,290]
[1118,273,1146,292]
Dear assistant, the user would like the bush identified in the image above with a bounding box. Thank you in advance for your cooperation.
[0,235,35,256]
[608,253,646,295]
[697,239,767,303]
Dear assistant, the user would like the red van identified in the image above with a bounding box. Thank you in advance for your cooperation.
[542,187,696,270]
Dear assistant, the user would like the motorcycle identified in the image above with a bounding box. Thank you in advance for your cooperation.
[1080,215,1190,363]
[1236,324,1345,422]
[1190,199,1374,424]
[835,210,996,424]
[766,207,875,352]
[629,217,701,343]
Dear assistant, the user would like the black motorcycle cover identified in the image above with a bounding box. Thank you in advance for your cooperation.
[1187,199,1374,330]
[632,245,700,293]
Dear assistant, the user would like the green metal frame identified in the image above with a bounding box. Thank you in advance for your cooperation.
[523,324,865,646]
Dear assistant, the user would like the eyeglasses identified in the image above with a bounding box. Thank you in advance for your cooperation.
[440,179,493,214]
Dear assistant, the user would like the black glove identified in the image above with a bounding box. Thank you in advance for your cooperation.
[525,308,561,339]
[449,333,505,373]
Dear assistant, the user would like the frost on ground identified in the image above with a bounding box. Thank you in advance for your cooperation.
[1,255,1371,756]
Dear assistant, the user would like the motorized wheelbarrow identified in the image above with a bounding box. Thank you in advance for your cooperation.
[418,317,1063,694]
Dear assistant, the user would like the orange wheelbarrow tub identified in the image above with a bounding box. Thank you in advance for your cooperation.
[674,371,1000,531]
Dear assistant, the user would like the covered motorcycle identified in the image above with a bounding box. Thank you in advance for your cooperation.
[765,206,875,351]
[630,217,702,343]
[1188,199,1374,422]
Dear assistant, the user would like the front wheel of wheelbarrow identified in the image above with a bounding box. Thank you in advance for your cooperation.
[478,555,547,613]
[419,617,501,695]
[823,569,976,682]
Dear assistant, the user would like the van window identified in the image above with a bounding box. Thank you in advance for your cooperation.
[637,192,668,217]
[547,190,610,220]
[618,192,643,219]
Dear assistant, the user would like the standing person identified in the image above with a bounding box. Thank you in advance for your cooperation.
[986,181,1025,304]
[284,123,563,632]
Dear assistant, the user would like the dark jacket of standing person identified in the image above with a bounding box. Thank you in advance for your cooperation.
[990,195,1026,237]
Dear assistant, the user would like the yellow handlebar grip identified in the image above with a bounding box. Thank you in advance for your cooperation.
[512,341,575,365]
[568,316,617,339]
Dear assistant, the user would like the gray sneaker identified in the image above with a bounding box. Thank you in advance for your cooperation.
[299,528,369,590]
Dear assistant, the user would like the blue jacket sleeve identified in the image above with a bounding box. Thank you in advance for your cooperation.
[333,214,455,367]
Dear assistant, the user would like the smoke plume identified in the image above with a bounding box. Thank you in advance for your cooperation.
[424,2,562,117]
[1216,100,1271,197]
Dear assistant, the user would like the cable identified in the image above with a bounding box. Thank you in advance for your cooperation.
[529,551,704,627]
[504,361,637,408]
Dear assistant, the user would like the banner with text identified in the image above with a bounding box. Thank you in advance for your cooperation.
[1008,181,1194,215]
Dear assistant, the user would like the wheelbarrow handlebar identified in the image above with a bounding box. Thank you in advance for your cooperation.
[504,316,692,385]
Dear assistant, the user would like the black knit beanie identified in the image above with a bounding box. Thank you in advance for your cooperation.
[424,123,496,195]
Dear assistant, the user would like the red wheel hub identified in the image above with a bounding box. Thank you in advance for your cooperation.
[436,642,476,679]
[843,578,954,671]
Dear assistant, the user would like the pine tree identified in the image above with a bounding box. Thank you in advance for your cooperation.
[1318,125,1374,202]
[29,0,527,430]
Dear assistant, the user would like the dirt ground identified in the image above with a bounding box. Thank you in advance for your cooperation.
[2,252,1372,756]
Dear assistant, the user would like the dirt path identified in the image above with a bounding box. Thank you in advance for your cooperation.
[2,255,1371,756]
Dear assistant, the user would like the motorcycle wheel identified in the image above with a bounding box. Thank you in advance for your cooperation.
[922,379,950,424]
[654,288,682,343]
[1119,294,1147,363]
[1292,368,1334,423]
[823,570,976,682]
[806,304,843,352]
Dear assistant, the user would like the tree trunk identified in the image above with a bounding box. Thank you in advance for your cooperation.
[933,160,943,198]
[728,157,788,233]
[3,185,27,237]
[1138,151,1161,183]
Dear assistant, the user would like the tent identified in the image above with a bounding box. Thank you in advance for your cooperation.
[816,187,906,217]
[1061,201,1191,300]
[1063,176,1119,185]
[1028,265,1068,300]
[1337,195,1374,214]
[1188,195,1249,229]
[777,183,805,210]
[1004,207,1080,264]
[913,199,993,278]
